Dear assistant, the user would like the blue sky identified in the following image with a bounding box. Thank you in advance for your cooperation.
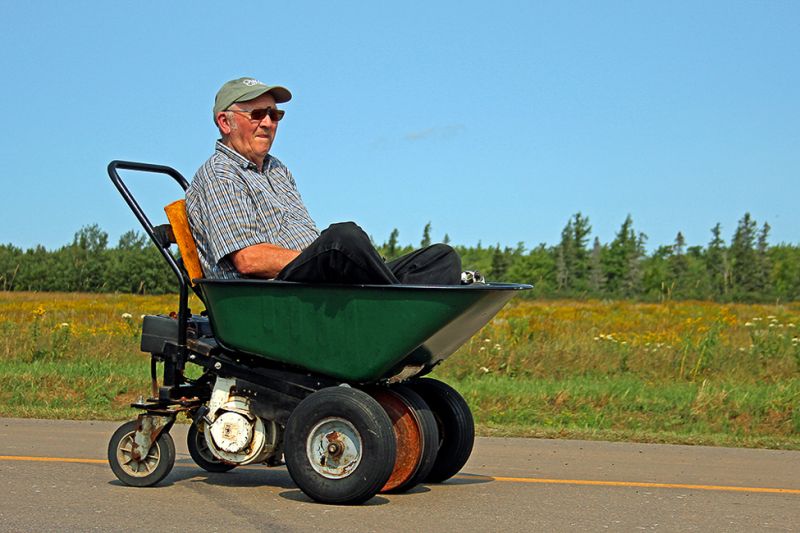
[1,1,797,252]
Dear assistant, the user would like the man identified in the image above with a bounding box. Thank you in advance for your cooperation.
[186,77,463,285]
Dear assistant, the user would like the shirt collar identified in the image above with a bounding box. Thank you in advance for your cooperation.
[214,140,271,171]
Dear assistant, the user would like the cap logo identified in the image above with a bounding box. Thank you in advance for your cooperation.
[242,78,264,87]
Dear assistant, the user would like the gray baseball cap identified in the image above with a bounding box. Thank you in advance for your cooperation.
[213,77,292,119]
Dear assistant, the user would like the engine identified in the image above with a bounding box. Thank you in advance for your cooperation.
[202,377,282,465]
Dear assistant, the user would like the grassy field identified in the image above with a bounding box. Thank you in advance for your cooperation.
[1,292,798,449]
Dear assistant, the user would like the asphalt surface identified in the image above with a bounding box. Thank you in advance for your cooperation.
[0,418,798,532]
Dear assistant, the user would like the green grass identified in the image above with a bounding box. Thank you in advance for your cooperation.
[2,355,797,449]
[1,292,799,449]
[0,358,147,420]
[434,374,800,449]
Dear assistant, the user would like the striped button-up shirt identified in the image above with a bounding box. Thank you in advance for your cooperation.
[186,141,319,279]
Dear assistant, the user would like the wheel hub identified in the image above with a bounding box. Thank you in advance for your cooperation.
[117,433,162,477]
[306,418,362,479]
[326,440,343,457]
[209,411,253,453]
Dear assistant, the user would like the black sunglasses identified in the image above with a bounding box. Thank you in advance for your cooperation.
[227,107,285,122]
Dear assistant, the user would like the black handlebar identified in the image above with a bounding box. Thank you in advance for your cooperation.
[107,160,191,350]
[107,160,191,285]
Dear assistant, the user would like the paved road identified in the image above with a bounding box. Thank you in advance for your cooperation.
[0,418,798,532]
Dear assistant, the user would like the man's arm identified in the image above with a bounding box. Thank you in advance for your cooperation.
[229,243,301,279]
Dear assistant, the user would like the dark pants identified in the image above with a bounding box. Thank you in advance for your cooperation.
[276,222,461,285]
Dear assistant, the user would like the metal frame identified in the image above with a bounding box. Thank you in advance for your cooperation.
[107,161,192,399]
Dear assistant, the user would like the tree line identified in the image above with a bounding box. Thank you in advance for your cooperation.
[1,213,798,301]
[0,226,175,294]
[378,213,799,302]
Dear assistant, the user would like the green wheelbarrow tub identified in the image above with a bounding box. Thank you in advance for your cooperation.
[196,280,531,383]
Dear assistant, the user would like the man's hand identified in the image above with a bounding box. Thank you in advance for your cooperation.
[229,243,301,279]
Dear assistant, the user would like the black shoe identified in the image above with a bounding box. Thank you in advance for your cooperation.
[461,270,486,284]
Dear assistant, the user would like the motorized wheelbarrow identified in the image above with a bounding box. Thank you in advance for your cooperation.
[106,160,531,504]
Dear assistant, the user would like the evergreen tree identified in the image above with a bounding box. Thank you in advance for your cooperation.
[456,242,493,276]
[571,212,592,288]
[642,245,672,300]
[506,243,555,295]
[489,244,512,280]
[387,228,399,259]
[668,231,689,297]
[684,245,714,300]
[754,222,771,298]
[420,222,432,248]
[730,213,758,299]
[556,217,574,290]
[769,245,800,301]
[603,215,645,297]
[706,223,729,299]
[555,244,568,290]
[588,237,605,294]
[624,231,647,296]
[0,244,22,290]
[554,213,592,293]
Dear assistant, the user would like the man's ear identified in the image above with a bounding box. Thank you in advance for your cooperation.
[216,112,233,135]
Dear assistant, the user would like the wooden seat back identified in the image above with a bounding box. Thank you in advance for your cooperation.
[164,199,204,284]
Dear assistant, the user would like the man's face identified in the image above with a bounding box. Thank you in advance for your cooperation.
[217,92,279,167]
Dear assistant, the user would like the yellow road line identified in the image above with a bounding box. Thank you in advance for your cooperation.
[476,475,800,495]
[2,455,797,495]
[0,455,107,465]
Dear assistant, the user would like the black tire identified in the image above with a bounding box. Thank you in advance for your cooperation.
[187,422,237,473]
[284,387,396,505]
[108,420,176,487]
[384,385,439,493]
[407,378,475,483]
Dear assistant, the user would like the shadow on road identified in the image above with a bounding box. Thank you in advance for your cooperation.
[106,458,488,496]
[279,489,390,506]
[107,462,297,489]
[447,473,494,485]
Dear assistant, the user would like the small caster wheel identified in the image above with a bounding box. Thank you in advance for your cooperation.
[108,420,175,487]
[284,387,396,504]
[187,423,236,473]
[408,378,475,483]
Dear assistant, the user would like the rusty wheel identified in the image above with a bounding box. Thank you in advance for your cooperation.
[107,420,175,487]
[388,385,439,492]
[284,387,396,505]
[369,388,424,492]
